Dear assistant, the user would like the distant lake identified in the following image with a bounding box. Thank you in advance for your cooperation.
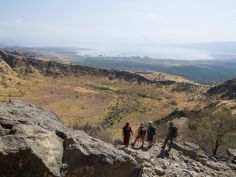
[77,46,213,60]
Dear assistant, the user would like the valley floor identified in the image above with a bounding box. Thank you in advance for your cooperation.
[5,74,207,139]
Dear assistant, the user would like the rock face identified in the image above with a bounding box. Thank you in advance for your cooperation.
[207,78,236,99]
[172,142,207,159]
[0,100,140,177]
[227,149,236,160]
[172,82,201,92]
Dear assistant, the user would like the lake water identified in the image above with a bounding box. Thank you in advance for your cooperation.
[77,46,213,60]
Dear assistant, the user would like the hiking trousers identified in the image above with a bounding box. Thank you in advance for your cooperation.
[162,135,173,150]
[123,135,130,146]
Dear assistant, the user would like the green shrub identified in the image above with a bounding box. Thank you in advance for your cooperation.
[188,108,236,156]
[188,121,200,130]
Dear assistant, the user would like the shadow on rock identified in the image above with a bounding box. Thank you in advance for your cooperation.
[157,150,170,159]
[132,146,149,152]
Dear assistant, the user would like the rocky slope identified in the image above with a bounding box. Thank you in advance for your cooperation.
[120,142,236,177]
[0,100,140,177]
[207,78,236,99]
[0,100,235,177]
[0,50,151,84]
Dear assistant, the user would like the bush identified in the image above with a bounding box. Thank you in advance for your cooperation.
[188,121,200,130]
[88,84,111,91]
[137,92,148,98]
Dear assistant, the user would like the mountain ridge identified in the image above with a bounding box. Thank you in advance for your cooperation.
[207,78,236,99]
[0,50,152,84]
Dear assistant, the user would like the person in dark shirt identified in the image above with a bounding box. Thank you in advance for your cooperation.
[162,121,178,151]
[122,122,133,147]
[147,121,156,147]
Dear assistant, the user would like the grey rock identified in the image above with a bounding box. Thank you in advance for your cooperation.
[172,142,207,159]
[193,166,200,173]
[120,147,151,164]
[179,170,193,177]
[228,163,236,171]
[195,157,207,165]
[227,148,236,160]
[206,161,231,171]
[142,162,152,168]
[154,166,165,176]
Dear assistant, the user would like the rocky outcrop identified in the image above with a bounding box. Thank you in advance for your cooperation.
[227,149,236,160]
[207,78,236,99]
[0,100,140,177]
[172,82,202,92]
[172,142,207,160]
[154,109,200,126]
[155,80,176,86]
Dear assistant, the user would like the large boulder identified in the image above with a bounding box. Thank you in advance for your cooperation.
[0,100,140,177]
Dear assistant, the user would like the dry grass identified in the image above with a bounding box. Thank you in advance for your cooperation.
[0,60,29,101]
[14,75,179,138]
[0,64,216,140]
[72,122,114,143]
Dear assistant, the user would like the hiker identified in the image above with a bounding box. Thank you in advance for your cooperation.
[122,122,133,147]
[132,122,146,148]
[162,121,178,151]
[147,121,156,147]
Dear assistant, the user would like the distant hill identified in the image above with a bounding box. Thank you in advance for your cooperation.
[0,50,151,84]
[2,46,236,84]
[73,56,236,84]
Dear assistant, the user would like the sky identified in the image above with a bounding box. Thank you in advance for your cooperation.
[0,0,236,50]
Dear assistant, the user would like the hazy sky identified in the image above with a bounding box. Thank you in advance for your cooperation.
[1,0,236,48]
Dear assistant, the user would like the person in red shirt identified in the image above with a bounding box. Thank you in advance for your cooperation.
[132,122,146,148]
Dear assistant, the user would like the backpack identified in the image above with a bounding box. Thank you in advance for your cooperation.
[148,126,156,136]
[152,126,157,135]
[172,126,178,138]
[138,127,146,136]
